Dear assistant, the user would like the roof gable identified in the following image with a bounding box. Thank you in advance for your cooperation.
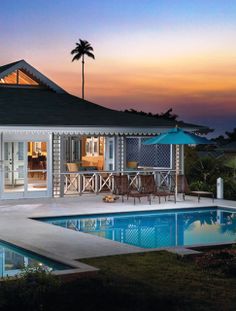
[0,60,66,93]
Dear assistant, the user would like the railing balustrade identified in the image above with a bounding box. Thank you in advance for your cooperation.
[59,169,176,196]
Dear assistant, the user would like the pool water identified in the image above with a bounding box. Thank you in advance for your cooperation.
[0,241,69,278]
[42,207,236,249]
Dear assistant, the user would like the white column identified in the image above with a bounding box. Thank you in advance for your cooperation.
[120,136,125,172]
[52,133,64,197]
[180,144,185,175]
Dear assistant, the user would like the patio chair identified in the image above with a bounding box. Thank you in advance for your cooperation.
[177,175,189,200]
[140,174,171,204]
[113,175,129,202]
[97,159,103,170]
[127,161,138,169]
[66,163,79,191]
[66,163,79,172]
[164,175,188,203]
[113,174,150,205]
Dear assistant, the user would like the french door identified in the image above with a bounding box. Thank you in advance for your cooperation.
[3,141,49,198]
[3,142,25,195]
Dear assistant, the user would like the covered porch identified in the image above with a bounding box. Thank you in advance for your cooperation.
[54,130,184,198]
[0,127,183,200]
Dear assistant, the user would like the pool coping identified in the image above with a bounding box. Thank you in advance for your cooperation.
[0,236,99,279]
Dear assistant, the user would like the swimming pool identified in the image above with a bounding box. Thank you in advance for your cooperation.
[0,241,69,278]
[41,207,236,249]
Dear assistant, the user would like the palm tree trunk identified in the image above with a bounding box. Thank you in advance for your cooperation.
[82,54,85,99]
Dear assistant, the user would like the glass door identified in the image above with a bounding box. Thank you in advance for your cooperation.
[3,141,49,198]
[3,142,25,195]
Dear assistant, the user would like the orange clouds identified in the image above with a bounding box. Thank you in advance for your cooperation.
[42,37,236,124]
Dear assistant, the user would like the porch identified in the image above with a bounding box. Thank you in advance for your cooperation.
[54,133,182,197]
[0,129,182,199]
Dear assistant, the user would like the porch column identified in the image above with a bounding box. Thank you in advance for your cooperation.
[115,135,125,172]
[120,136,125,171]
[52,133,64,197]
[180,144,185,175]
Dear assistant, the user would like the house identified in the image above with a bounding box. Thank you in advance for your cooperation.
[0,60,208,199]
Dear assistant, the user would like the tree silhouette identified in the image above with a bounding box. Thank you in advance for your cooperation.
[123,108,178,121]
[71,39,95,99]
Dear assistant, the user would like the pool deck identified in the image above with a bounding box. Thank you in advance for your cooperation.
[0,194,235,273]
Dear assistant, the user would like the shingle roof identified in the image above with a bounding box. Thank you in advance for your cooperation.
[0,87,208,129]
[0,60,22,74]
[0,60,210,131]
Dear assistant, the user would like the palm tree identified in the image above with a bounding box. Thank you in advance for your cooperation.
[71,39,95,99]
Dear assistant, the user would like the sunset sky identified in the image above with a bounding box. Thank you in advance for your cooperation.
[1,0,236,136]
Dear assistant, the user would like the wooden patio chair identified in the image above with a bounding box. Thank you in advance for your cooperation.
[161,175,188,203]
[113,175,129,202]
[97,159,103,170]
[66,163,79,191]
[113,174,150,204]
[127,161,138,169]
[140,174,171,204]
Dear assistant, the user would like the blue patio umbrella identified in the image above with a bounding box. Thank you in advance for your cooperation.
[144,127,214,198]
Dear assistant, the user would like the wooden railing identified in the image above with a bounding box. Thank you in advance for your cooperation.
[59,169,176,196]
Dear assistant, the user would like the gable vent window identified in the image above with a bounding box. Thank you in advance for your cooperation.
[0,70,39,85]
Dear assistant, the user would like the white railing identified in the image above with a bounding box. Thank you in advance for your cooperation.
[59,169,176,196]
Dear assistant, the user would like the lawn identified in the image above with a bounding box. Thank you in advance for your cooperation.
[1,250,236,310]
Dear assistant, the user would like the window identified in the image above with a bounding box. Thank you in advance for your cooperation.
[0,70,39,85]
[109,141,113,159]
[85,137,99,156]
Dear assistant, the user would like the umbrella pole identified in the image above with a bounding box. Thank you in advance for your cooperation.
[175,144,180,201]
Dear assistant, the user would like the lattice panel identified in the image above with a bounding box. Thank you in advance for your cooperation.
[126,138,171,168]
[126,138,139,162]
[140,143,156,166]
[157,144,171,168]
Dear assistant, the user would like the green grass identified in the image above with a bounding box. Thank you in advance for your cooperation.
[78,251,236,311]
[2,251,236,310]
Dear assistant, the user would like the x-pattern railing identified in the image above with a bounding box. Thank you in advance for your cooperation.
[62,169,176,196]
[98,172,114,193]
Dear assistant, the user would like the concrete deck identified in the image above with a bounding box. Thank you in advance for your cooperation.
[0,194,235,271]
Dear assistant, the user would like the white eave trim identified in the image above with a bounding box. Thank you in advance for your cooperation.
[0,125,202,136]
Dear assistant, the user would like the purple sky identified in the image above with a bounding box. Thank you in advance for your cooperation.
[1,0,236,136]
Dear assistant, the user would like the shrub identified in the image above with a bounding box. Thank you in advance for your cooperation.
[189,181,214,193]
[0,265,60,310]
[195,249,236,276]
[222,177,236,200]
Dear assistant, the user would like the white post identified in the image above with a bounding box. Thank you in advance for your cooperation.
[175,144,180,199]
[217,177,224,199]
